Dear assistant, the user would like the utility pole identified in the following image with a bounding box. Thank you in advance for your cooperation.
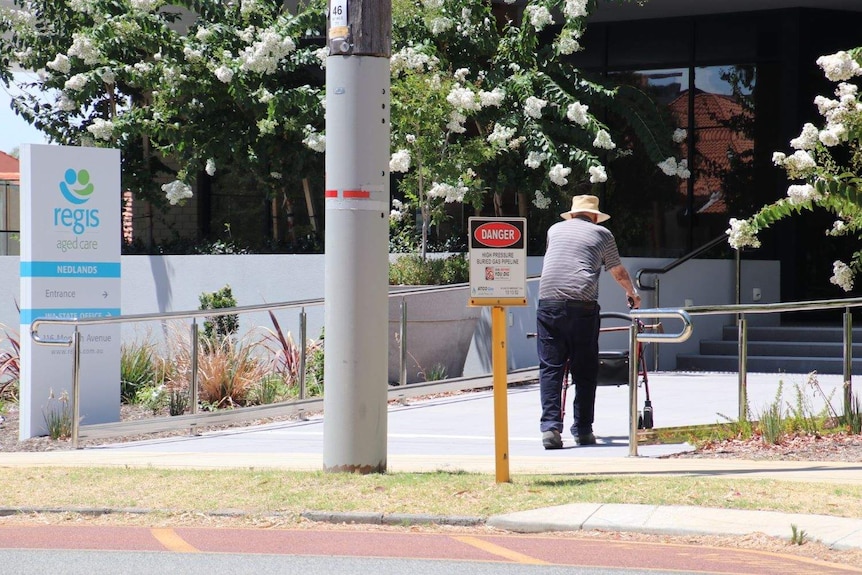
[322,0,391,473]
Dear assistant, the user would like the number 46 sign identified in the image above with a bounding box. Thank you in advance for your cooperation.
[330,0,347,27]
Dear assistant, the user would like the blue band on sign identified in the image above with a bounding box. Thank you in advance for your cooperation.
[20,308,122,325]
[20,261,121,278]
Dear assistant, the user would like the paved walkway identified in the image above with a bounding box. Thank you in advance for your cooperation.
[3,371,862,551]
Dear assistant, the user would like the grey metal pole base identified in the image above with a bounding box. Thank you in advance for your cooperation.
[322,54,390,473]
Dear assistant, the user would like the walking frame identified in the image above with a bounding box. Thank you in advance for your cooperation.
[531,311,663,431]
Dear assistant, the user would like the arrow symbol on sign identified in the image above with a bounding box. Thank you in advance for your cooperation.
[102,291,108,298]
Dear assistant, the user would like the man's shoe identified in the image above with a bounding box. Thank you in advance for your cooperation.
[576,432,596,446]
[542,430,563,450]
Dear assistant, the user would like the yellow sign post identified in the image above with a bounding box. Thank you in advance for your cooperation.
[468,217,527,484]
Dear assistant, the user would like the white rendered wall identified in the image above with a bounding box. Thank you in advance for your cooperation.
[0,254,779,377]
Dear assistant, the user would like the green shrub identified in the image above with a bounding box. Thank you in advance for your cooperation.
[136,385,168,415]
[389,254,469,285]
[199,285,239,341]
[248,374,291,405]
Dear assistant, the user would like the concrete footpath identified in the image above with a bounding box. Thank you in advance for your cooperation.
[3,371,862,551]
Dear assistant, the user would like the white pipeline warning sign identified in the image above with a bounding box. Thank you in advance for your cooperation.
[468,217,527,306]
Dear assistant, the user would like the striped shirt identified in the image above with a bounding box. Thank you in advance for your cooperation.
[538,217,622,301]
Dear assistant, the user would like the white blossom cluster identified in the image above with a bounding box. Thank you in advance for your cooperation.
[130,0,156,11]
[549,164,571,186]
[241,0,264,16]
[430,17,453,35]
[390,149,411,173]
[390,198,408,222]
[566,101,589,125]
[162,180,193,205]
[313,47,328,68]
[86,118,114,141]
[257,117,277,134]
[302,125,326,152]
[239,30,297,75]
[589,165,607,183]
[556,29,581,55]
[68,33,100,65]
[524,151,547,169]
[789,122,819,150]
[592,129,615,150]
[786,183,822,205]
[523,96,547,119]
[726,217,761,249]
[47,53,71,73]
[833,219,848,234]
[479,87,505,107]
[99,67,116,84]
[390,46,439,74]
[69,0,93,14]
[205,158,217,176]
[64,73,89,91]
[57,93,77,111]
[215,65,234,83]
[487,123,516,146]
[811,82,859,146]
[525,5,554,31]
[446,85,480,111]
[447,110,467,133]
[533,189,551,209]
[772,150,816,179]
[672,128,687,143]
[427,181,467,202]
[816,51,862,82]
[657,157,691,179]
[830,260,855,291]
[564,0,589,19]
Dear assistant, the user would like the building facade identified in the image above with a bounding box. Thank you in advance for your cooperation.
[575,0,862,304]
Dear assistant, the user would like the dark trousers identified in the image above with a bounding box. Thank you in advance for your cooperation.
[536,299,600,436]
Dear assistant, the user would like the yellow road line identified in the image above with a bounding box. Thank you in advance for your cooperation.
[453,535,549,565]
[151,528,200,553]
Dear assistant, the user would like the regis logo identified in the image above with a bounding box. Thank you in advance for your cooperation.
[473,222,522,248]
[55,168,100,235]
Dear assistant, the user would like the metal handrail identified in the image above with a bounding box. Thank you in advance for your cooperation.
[635,234,728,291]
[30,284,480,447]
[626,295,862,456]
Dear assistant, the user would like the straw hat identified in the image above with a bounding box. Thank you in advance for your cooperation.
[560,194,610,222]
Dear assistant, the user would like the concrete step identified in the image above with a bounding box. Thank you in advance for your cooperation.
[700,340,862,357]
[722,325,862,343]
[676,354,862,374]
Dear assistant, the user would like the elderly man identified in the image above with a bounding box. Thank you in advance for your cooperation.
[537,195,641,449]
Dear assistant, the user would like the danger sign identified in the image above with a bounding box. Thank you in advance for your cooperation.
[468,217,527,306]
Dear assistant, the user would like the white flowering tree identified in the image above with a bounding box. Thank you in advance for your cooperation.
[387,0,685,255]
[726,48,862,292]
[0,0,327,223]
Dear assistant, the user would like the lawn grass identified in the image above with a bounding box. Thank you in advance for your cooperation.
[1,467,860,520]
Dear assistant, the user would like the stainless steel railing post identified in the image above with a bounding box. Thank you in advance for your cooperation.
[399,297,407,386]
[628,318,640,457]
[300,307,307,399]
[737,315,748,422]
[844,307,853,413]
[653,277,660,371]
[190,318,199,415]
[71,326,81,449]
